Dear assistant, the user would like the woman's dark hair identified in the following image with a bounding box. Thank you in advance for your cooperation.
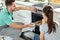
[5,0,15,6]
[43,5,56,34]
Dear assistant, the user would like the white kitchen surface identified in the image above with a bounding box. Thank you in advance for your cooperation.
[13,10,32,23]
[54,8,60,12]
[13,10,34,32]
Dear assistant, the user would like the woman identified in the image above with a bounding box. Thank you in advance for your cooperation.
[40,5,58,40]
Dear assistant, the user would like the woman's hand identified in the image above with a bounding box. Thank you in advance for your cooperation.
[35,21,42,26]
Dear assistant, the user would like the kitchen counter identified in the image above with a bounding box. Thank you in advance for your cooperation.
[15,1,39,6]
[54,8,60,12]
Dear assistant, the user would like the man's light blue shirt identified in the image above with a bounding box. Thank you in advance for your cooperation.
[0,8,13,26]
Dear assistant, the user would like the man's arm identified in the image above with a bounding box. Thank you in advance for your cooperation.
[15,6,36,12]
[9,22,33,29]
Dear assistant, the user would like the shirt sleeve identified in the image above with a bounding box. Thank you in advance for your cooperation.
[40,23,48,34]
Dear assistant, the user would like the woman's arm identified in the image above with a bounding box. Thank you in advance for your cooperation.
[40,33,44,40]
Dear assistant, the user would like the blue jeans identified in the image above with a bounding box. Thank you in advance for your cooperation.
[34,34,40,40]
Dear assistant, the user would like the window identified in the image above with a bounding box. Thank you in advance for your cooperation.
[50,0,60,4]
[33,0,44,2]
[15,0,44,2]
[15,0,60,5]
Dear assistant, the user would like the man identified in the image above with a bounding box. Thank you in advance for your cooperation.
[0,0,36,29]
[0,0,36,39]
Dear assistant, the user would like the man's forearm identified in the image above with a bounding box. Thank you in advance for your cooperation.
[12,24,28,29]
[16,6,31,11]
[10,22,28,29]
[15,6,36,12]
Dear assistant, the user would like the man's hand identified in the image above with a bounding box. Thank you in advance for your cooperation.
[30,6,36,13]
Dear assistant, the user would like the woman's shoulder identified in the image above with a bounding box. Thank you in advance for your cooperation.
[40,23,48,34]
[40,23,48,29]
